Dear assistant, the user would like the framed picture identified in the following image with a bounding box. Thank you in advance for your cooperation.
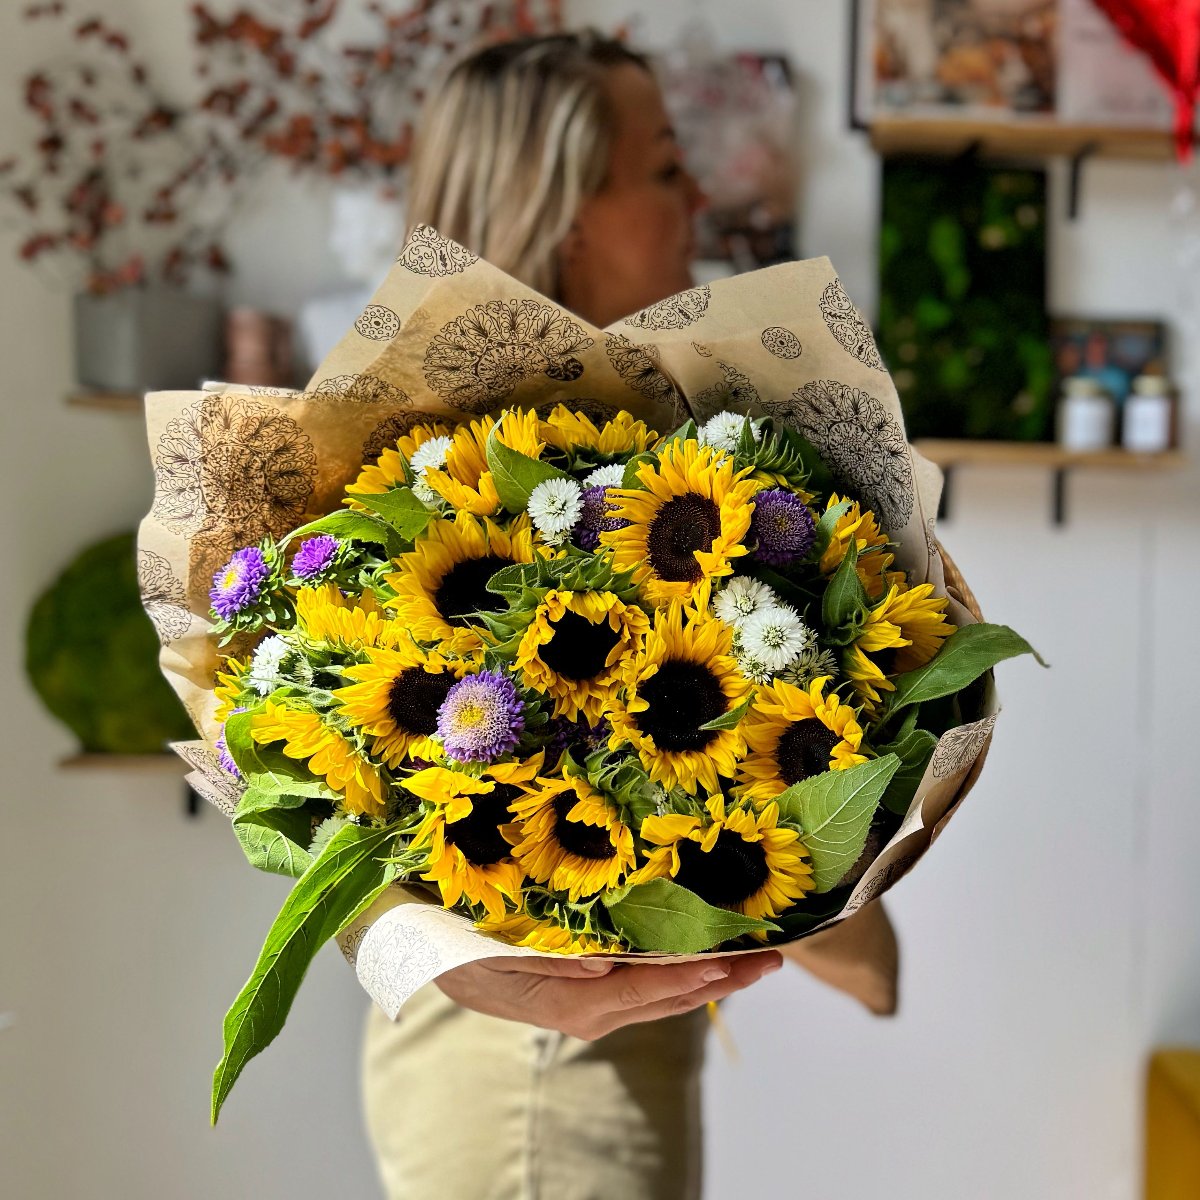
[851,0,1057,127]
[1049,317,1168,405]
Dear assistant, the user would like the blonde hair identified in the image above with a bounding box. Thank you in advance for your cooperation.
[405,32,648,298]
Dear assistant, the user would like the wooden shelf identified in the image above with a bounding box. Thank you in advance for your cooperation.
[915,439,1186,471]
[67,389,142,412]
[59,753,184,771]
[869,116,1179,162]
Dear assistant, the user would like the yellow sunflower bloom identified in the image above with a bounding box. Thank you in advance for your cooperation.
[514,588,649,726]
[632,794,814,922]
[508,774,636,902]
[386,512,537,655]
[344,421,454,510]
[406,757,542,920]
[335,642,472,767]
[476,910,620,955]
[423,408,544,516]
[737,675,868,802]
[251,700,384,819]
[293,583,400,652]
[845,582,954,711]
[214,656,249,723]
[538,405,658,457]
[608,601,751,794]
[818,493,905,601]
[603,440,759,605]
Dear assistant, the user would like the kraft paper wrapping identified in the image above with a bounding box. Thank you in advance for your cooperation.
[139,225,997,1018]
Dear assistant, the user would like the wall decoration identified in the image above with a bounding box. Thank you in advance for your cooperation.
[878,158,1054,441]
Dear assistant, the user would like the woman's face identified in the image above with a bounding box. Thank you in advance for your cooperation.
[559,63,705,328]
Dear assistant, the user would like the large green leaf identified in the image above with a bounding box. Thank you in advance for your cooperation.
[603,878,776,953]
[281,509,399,555]
[211,824,396,1123]
[776,755,900,892]
[357,487,435,541]
[485,429,571,512]
[877,729,938,816]
[223,710,327,797]
[233,810,314,879]
[821,539,869,643]
[884,622,1043,714]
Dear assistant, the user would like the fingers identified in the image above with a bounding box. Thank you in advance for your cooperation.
[484,955,617,979]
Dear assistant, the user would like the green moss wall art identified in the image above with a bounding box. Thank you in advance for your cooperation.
[879,159,1054,442]
[25,531,194,754]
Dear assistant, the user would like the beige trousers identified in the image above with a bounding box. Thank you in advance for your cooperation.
[362,983,708,1200]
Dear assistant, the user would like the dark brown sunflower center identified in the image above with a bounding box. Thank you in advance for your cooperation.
[673,830,770,908]
[434,554,511,626]
[386,667,455,735]
[646,493,721,583]
[552,794,617,860]
[776,718,841,786]
[635,660,726,752]
[443,783,521,866]
[538,609,622,682]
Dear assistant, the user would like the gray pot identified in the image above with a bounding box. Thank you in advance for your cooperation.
[74,286,224,393]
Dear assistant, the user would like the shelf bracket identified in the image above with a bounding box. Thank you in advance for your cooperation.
[185,784,203,819]
[1067,142,1099,221]
[938,465,955,522]
[1052,467,1068,526]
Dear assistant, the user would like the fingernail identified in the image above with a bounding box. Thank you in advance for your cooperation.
[701,964,730,983]
[762,958,783,975]
[581,959,613,973]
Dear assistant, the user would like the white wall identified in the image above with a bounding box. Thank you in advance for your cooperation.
[3,2,1197,1198]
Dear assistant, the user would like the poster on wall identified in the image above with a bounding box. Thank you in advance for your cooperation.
[663,50,798,274]
[852,0,1057,124]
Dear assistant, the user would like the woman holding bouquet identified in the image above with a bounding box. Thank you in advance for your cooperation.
[362,31,898,1200]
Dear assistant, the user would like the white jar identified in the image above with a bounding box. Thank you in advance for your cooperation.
[1057,376,1115,452]
[1121,374,1174,453]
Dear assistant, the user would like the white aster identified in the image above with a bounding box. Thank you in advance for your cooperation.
[409,435,453,476]
[583,462,626,488]
[739,605,816,673]
[246,634,293,696]
[713,576,780,629]
[699,411,762,453]
[780,647,841,691]
[735,652,774,685]
[527,476,584,545]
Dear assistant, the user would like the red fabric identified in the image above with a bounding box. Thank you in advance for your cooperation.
[1090,0,1200,159]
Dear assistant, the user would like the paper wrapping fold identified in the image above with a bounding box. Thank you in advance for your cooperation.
[139,225,996,1017]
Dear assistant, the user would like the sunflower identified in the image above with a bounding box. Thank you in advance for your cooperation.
[844,582,954,711]
[251,700,384,818]
[632,794,814,921]
[344,421,454,510]
[608,601,751,793]
[539,405,657,457]
[335,642,471,767]
[514,589,648,725]
[737,675,868,802]
[405,758,541,920]
[422,408,544,515]
[294,583,400,652]
[818,493,905,601]
[508,774,636,901]
[214,656,249,723]
[603,440,759,605]
[476,910,620,955]
[386,512,537,655]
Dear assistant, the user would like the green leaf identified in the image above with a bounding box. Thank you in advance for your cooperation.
[821,539,868,643]
[211,823,396,1124]
[357,487,435,541]
[603,878,776,953]
[776,755,900,892]
[661,419,699,447]
[282,509,399,555]
[876,729,938,815]
[810,497,853,560]
[621,451,656,488]
[233,810,314,879]
[884,623,1044,715]
[698,691,753,732]
[486,429,570,511]
[223,710,326,796]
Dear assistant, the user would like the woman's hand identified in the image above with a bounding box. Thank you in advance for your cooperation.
[435,951,783,1040]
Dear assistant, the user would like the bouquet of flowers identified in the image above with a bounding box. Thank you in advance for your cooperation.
[138,227,1036,1122]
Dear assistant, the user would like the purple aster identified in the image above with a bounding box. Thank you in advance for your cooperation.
[437,670,525,763]
[750,489,817,566]
[210,546,271,621]
[574,485,629,551]
[216,708,245,778]
[292,534,340,581]
[547,716,612,762]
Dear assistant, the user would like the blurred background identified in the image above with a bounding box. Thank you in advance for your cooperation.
[2,1,1198,1197]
